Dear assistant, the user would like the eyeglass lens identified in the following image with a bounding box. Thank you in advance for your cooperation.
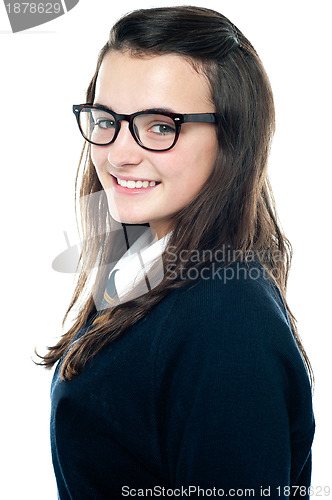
[79,108,177,150]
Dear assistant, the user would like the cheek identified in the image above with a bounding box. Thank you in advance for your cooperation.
[91,147,102,169]
[165,139,218,189]
[91,148,107,183]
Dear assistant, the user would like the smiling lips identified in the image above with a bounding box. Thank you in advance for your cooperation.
[113,174,161,189]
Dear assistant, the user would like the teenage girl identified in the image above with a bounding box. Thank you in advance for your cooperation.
[40,7,315,499]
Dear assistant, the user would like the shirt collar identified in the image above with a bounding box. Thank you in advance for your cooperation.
[111,228,171,303]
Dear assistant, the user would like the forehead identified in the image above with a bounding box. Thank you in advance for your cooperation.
[94,51,214,114]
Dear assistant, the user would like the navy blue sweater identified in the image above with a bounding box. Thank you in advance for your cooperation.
[51,262,315,499]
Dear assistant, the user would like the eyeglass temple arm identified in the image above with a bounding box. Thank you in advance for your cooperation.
[182,113,217,123]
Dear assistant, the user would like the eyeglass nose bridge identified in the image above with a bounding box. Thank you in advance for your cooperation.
[111,112,147,149]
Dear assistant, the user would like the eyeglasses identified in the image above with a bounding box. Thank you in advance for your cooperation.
[73,104,217,152]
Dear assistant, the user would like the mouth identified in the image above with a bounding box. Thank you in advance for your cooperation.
[111,174,161,190]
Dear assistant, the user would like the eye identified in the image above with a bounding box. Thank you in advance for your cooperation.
[149,123,175,135]
[95,119,116,129]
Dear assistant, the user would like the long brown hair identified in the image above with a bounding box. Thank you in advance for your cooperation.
[38,6,313,384]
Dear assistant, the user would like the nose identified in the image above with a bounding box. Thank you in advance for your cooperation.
[107,120,143,168]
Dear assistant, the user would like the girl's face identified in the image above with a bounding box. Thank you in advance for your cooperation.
[92,51,218,239]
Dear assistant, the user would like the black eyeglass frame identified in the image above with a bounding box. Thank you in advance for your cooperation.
[73,104,218,152]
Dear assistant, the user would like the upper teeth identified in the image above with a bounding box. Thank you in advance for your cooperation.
[117,178,157,189]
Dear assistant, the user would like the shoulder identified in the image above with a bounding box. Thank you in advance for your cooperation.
[154,260,313,407]
[166,260,292,345]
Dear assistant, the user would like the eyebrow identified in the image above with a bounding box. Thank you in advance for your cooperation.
[93,102,177,114]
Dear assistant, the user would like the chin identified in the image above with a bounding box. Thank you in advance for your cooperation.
[109,210,149,226]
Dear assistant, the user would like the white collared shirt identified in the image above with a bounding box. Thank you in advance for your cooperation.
[109,228,170,304]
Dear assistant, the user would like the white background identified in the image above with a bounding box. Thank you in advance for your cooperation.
[0,0,331,497]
